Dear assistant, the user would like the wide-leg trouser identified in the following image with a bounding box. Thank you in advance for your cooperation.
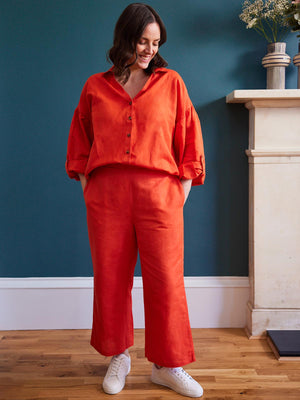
[84,164,196,367]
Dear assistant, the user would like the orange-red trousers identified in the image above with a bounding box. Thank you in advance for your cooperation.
[84,165,196,367]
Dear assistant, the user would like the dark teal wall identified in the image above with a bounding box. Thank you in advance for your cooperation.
[1,0,298,277]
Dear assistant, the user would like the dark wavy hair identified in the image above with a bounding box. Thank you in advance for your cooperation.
[108,3,168,83]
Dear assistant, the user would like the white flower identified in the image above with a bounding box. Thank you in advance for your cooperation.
[247,17,258,28]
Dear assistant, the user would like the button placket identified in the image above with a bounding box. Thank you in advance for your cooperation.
[125,100,133,156]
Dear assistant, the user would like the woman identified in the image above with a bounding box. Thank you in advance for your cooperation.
[66,3,205,398]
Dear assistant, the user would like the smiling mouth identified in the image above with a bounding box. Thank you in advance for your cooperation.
[138,55,152,62]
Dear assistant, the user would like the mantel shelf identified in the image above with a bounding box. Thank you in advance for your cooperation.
[226,89,300,103]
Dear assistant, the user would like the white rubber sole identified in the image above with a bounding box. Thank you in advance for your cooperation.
[151,374,203,398]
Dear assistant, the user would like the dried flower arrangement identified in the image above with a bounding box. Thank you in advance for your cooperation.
[240,0,290,42]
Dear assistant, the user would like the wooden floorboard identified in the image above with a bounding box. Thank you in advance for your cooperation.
[0,328,300,399]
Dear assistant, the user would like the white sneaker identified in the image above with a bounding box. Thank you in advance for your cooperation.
[102,353,131,394]
[151,365,203,398]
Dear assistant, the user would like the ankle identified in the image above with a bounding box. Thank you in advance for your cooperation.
[120,349,129,357]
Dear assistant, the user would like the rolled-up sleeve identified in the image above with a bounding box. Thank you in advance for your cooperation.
[65,81,93,180]
[174,102,205,187]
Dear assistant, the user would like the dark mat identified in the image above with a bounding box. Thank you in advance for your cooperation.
[267,330,300,356]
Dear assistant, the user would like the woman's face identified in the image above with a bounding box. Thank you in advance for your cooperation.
[130,22,161,70]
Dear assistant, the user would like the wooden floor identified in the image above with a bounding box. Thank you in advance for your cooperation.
[1,328,300,399]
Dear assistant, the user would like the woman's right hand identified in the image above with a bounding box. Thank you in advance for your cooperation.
[78,173,88,192]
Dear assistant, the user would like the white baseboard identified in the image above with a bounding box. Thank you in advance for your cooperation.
[0,277,249,330]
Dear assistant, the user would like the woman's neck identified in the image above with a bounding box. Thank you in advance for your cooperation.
[128,67,147,81]
[115,67,147,86]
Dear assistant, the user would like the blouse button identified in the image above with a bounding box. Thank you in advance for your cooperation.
[129,101,132,105]
[126,150,130,154]
[128,116,132,120]
[127,133,131,137]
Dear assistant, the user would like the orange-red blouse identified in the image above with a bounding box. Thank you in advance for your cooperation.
[66,67,205,186]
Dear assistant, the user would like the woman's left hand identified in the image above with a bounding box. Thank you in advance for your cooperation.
[180,179,192,204]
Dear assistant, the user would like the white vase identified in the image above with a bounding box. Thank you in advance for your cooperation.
[262,42,291,89]
[293,42,300,89]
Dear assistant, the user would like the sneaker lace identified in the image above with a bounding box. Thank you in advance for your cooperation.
[171,367,193,381]
[110,356,123,376]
